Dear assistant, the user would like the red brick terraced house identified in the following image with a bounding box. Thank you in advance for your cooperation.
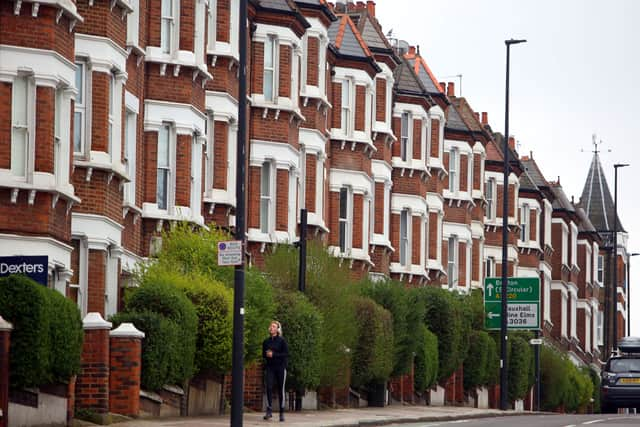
[0,0,625,417]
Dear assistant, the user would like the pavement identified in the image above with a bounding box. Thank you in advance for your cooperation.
[109,405,525,427]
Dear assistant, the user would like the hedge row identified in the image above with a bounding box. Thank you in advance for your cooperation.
[540,345,595,412]
[0,275,83,389]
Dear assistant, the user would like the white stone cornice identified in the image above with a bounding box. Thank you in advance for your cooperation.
[250,140,300,170]
[0,44,75,87]
[145,100,207,135]
[206,91,239,121]
[75,33,128,74]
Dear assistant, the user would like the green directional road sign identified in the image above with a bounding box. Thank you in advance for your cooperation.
[484,277,540,330]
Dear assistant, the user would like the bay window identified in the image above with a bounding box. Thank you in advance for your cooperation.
[485,178,496,220]
[339,187,352,253]
[448,236,458,288]
[74,61,88,155]
[449,148,458,193]
[341,79,354,136]
[400,209,410,266]
[157,124,172,210]
[11,75,33,177]
[400,112,410,161]
[260,161,273,233]
[520,204,530,243]
[264,36,278,102]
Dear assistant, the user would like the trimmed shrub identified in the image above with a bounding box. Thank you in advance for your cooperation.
[463,330,490,391]
[274,290,323,391]
[124,274,198,381]
[361,279,414,377]
[507,335,532,402]
[0,275,51,388]
[174,274,233,373]
[587,367,601,413]
[111,311,181,391]
[46,289,83,384]
[351,297,394,388]
[540,345,569,411]
[565,363,594,413]
[485,334,500,386]
[414,324,439,392]
[416,287,463,382]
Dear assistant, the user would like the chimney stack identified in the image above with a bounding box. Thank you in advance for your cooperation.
[447,82,455,97]
[356,1,365,10]
[439,82,446,93]
[508,136,516,151]
[481,112,488,125]
[474,112,480,121]
[408,46,416,55]
[366,1,376,16]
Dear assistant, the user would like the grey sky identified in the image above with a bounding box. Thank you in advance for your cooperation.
[375,0,640,335]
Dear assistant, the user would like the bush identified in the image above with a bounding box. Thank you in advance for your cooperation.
[417,287,463,382]
[540,345,569,411]
[463,330,490,391]
[586,367,601,413]
[507,335,532,402]
[124,274,198,381]
[111,311,182,391]
[173,274,233,373]
[265,242,357,388]
[0,275,51,388]
[244,269,276,363]
[350,297,394,388]
[46,289,83,384]
[361,279,414,377]
[565,363,594,413]
[485,334,500,386]
[414,324,438,392]
[274,290,323,391]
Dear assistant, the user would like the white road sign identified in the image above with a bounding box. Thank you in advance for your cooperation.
[217,240,243,266]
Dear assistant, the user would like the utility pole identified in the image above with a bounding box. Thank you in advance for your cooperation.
[230,0,248,425]
[298,209,307,293]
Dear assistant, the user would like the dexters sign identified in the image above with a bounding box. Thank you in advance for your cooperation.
[0,256,49,286]
[484,277,540,330]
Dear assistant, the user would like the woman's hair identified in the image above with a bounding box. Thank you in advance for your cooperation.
[270,320,282,336]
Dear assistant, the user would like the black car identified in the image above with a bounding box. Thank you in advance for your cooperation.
[601,337,640,413]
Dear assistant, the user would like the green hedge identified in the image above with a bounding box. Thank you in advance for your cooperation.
[417,287,463,382]
[274,290,323,391]
[414,324,438,392]
[174,274,233,373]
[351,297,394,388]
[586,367,601,413]
[540,345,569,411]
[111,311,182,391]
[463,330,490,391]
[244,269,276,363]
[46,289,83,384]
[507,335,532,401]
[361,279,414,377]
[485,334,500,386]
[0,275,51,388]
[124,275,198,381]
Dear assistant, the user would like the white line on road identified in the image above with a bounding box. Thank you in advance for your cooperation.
[562,425,577,427]
[582,420,605,425]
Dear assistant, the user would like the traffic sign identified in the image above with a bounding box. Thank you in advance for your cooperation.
[484,277,540,330]
[217,241,243,266]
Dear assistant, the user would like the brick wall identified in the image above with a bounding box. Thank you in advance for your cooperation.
[411,216,421,265]
[412,119,422,161]
[307,37,319,87]
[305,154,317,212]
[216,0,230,43]
[430,119,440,157]
[87,250,107,316]
[76,318,111,414]
[175,134,192,207]
[213,121,229,190]
[109,326,143,417]
[460,154,468,192]
[0,82,10,169]
[76,0,127,48]
[375,78,386,123]
[276,169,289,232]
[278,45,291,98]
[355,85,365,131]
[330,141,372,176]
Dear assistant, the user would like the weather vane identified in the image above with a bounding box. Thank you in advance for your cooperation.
[582,133,610,154]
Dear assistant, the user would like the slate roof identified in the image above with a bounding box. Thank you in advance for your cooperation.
[406,55,444,95]
[328,15,372,59]
[393,58,430,99]
[451,98,484,133]
[521,157,551,189]
[445,103,469,132]
[519,170,539,193]
[575,206,598,234]
[359,15,393,50]
[258,0,297,11]
[550,183,575,213]
[578,153,625,233]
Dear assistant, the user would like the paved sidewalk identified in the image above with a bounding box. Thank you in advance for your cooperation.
[112,406,522,427]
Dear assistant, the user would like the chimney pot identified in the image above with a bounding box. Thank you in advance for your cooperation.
[447,82,455,97]
[366,1,376,16]
[439,82,446,93]
[408,46,416,55]
[508,136,516,151]
[474,112,480,121]
[356,1,365,9]
[481,112,488,125]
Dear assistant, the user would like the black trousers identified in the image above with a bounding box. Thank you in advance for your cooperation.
[265,366,286,413]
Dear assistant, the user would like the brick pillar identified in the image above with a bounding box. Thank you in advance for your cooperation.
[0,317,13,427]
[76,313,112,417]
[109,323,144,417]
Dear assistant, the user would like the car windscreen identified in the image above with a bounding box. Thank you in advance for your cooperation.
[608,358,640,373]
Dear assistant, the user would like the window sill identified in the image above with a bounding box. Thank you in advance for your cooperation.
[389,263,428,277]
[141,203,205,226]
[370,234,393,251]
[122,202,142,220]
[250,96,305,122]
[306,212,329,234]
[145,47,213,81]
[0,171,80,206]
[74,157,130,184]
[328,246,373,266]
[207,42,239,63]
[204,189,236,209]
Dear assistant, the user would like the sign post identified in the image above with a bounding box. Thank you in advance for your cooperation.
[217,241,243,267]
[484,277,540,331]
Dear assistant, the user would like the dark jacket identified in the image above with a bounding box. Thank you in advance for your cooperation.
[262,335,288,370]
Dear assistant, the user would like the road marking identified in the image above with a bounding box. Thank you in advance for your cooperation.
[582,420,604,425]
[562,424,576,427]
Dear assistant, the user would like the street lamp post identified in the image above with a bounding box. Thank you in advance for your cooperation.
[627,253,640,336]
[500,38,526,411]
[612,163,629,354]
[230,0,248,425]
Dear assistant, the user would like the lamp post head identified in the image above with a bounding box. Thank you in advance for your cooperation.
[631,253,640,257]
[506,39,527,46]
[614,163,630,169]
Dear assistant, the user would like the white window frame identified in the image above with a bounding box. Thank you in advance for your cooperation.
[161,0,179,55]
[190,133,203,215]
[108,72,115,161]
[341,78,354,137]
[74,61,89,157]
[400,112,410,162]
[562,225,568,267]
[338,186,353,254]
[124,111,137,206]
[207,0,218,52]
[126,0,140,47]
[597,254,604,284]
[156,123,173,211]
[399,209,411,266]
[597,309,604,346]
[485,178,496,220]
[486,256,496,278]
[571,223,578,268]
[315,155,325,219]
[448,235,459,288]
[194,0,206,65]
[260,160,275,234]
[561,291,568,338]
[298,148,306,212]
[449,148,458,193]
[585,245,592,285]
[11,74,35,179]
[520,204,530,243]
[585,310,592,353]
[423,216,429,266]
[54,87,63,184]
[263,35,278,103]
[570,290,577,339]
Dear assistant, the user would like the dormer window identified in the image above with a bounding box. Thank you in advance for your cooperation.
[263,36,278,103]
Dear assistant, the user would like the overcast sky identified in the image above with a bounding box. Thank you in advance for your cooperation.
[375,0,640,335]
